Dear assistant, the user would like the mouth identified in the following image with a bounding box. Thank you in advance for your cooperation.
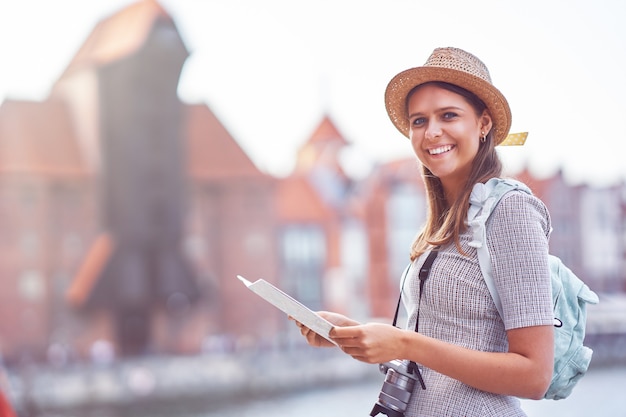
[428,144,455,155]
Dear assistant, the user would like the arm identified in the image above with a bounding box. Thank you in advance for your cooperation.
[332,193,555,399]
[330,322,553,399]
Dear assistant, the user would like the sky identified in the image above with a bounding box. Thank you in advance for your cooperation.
[0,0,625,186]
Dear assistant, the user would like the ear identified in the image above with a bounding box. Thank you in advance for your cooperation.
[479,111,493,136]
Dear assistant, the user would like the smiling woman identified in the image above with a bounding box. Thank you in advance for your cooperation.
[295,47,555,417]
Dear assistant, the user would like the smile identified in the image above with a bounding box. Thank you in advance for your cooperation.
[428,145,454,155]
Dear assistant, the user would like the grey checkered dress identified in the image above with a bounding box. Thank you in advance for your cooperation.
[401,190,553,416]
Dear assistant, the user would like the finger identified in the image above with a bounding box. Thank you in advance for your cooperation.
[332,335,361,349]
[330,325,362,339]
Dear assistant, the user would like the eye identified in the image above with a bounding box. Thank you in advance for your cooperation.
[442,111,458,120]
[411,117,426,127]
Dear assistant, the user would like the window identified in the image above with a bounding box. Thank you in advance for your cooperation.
[386,184,425,279]
[281,225,326,309]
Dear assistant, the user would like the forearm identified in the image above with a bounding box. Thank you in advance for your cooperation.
[399,327,553,399]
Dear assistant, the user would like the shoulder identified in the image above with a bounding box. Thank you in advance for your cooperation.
[491,187,551,236]
[498,187,549,215]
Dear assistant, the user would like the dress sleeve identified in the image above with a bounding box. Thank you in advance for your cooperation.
[486,191,554,330]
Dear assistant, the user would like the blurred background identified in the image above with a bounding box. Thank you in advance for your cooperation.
[0,1,625,416]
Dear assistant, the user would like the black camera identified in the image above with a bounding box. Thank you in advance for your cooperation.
[370,359,425,417]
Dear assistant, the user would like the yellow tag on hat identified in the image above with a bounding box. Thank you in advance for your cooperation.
[499,132,528,146]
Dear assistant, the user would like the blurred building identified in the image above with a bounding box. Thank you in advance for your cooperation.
[516,169,625,292]
[360,158,427,318]
[277,116,369,320]
[0,0,280,362]
[0,0,624,364]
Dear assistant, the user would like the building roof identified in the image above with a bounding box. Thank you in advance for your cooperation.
[0,1,266,184]
[0,99,88,177]
[296,115,350,173]
[275,175,333,222]
[184,103,269,181]
[307,115,349,145]
[58,0,175,78]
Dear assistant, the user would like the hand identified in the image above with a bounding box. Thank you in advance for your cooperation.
[330,322,405,364]
[290,311,360,348]
[292,319,334,347]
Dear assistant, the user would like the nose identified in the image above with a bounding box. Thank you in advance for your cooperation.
[424,122,442,141]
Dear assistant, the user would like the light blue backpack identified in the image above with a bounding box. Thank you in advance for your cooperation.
[467,178,600,400]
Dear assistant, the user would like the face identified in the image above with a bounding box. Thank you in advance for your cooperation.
[407,84,492,194]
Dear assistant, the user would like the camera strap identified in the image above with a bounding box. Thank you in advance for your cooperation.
[391,248,439,391]
[391,248,439,329]
[415,248,439,333]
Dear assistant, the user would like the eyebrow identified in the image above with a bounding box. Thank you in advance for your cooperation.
[408,106,465,119]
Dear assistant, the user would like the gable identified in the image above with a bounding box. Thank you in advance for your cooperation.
[183,104,268,181]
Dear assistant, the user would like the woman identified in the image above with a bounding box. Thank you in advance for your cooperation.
[295,47,554,416]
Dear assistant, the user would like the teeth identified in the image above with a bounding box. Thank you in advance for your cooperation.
[429,145,453,155]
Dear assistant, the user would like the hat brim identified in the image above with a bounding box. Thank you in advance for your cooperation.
[385,66,512,145]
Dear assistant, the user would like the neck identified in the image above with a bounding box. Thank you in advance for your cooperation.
[442,181,462,205]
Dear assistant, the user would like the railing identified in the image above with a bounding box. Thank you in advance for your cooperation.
[5,293,626,416]
[5,347,380,415]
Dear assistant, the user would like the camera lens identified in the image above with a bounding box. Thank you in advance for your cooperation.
[370,360,419,417]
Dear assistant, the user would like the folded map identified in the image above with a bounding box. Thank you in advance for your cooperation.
[237,275,335,345]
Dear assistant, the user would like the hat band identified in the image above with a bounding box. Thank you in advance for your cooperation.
[500,132,527,146]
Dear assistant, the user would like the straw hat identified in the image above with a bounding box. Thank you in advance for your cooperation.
[385,47,521,146]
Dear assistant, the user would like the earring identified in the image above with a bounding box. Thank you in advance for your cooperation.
[480,132,486,143]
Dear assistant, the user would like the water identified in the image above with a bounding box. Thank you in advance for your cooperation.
[197,365,626,417]
[21,364,626,416]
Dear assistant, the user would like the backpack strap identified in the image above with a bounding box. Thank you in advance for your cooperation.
[467,178,532,318]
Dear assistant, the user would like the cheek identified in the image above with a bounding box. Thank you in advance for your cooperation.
[409,132,423,155]
[409,128,422,147]
[409,138,430,167]
[467,137,481,157]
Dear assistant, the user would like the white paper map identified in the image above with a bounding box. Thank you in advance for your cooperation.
[237,275,335,345]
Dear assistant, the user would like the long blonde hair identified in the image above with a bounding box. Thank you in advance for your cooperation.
[410,82,503,261]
